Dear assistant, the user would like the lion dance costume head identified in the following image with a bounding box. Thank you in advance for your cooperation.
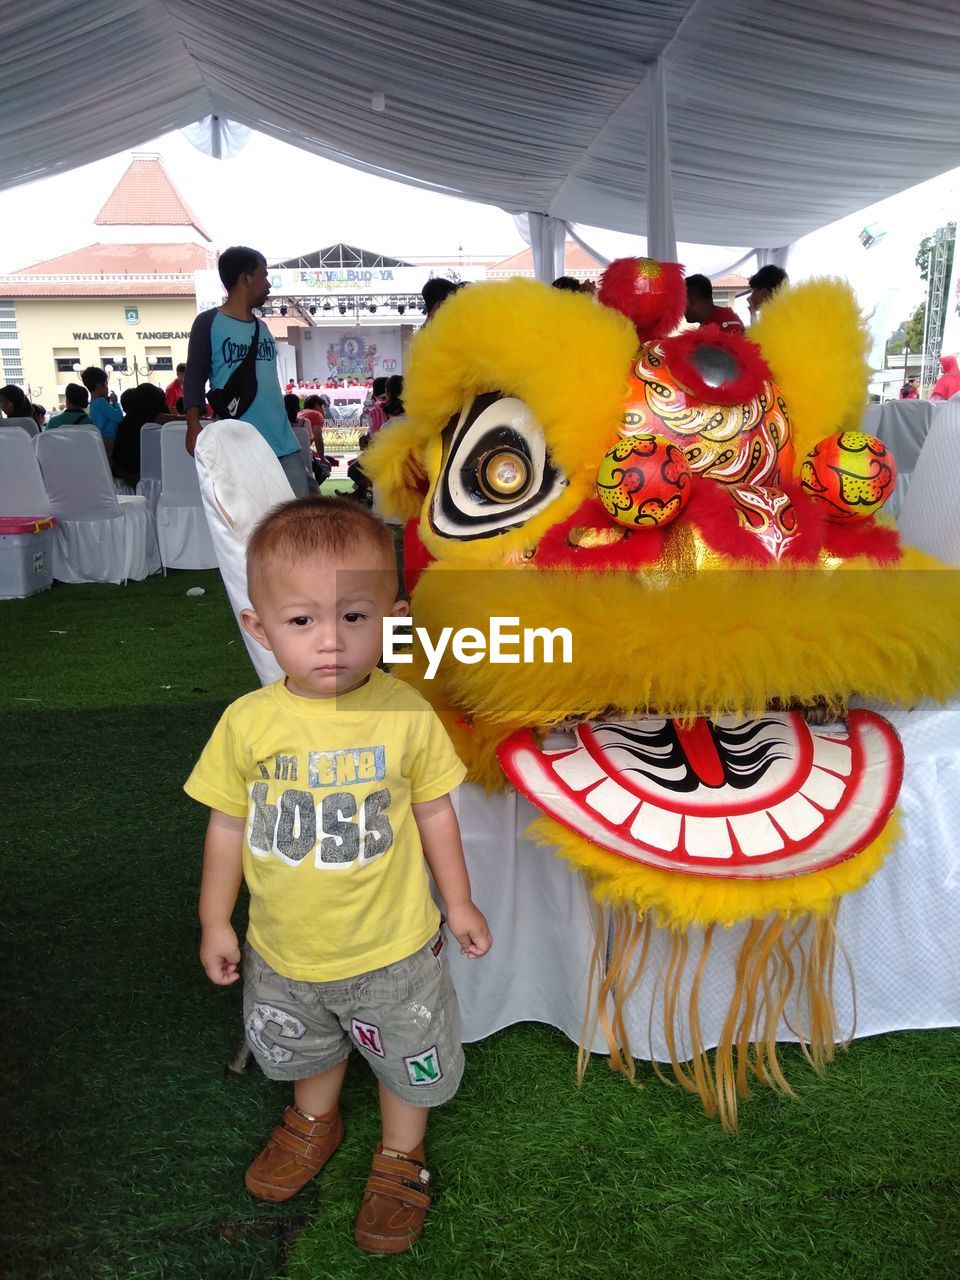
[365,260,960,1128]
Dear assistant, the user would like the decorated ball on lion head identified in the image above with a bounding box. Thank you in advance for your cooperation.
[364,260,960,1129]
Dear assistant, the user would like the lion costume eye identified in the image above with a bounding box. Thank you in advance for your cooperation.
[430,391,567,539]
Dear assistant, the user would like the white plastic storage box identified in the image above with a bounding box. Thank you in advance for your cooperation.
[0,516,56,598]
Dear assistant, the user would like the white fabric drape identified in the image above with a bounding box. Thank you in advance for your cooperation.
[181,115,251,160]
[514,213,568,282]
[645,58,677,262]
[567,224,612,268]
[4,3,960,248]
[756,246,791,270]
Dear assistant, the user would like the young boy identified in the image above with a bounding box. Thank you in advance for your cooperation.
[185,497,491,1254]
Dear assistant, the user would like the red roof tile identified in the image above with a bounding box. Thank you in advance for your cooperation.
[0,281,198,297]
[10,242,214,276]
[95,156,211,240]
[487,241,605,274]
[0,241,215,296]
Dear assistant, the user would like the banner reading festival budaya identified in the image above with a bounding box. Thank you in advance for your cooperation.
[265,266,484,296]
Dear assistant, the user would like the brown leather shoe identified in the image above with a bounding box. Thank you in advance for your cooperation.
[244,1104,344,1202]
[354,1147,432,1254]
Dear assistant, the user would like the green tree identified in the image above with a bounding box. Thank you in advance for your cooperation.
[903,301,926,352]
[887,302,926,356]
[915,222,956,282]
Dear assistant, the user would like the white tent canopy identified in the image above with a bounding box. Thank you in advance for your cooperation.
[3,1,959,251]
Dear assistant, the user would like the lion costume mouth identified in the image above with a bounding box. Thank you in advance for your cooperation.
[498,710,902,879]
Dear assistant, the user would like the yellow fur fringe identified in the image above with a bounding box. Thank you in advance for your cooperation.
[400,555,960,783]
[577,901,854,1132]
[749,278,872,465]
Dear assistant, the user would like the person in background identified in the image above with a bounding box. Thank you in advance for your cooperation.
[421,277,459,322]
[185,497,490,1254]
[0,384,34,420]
[684,274,745,335]
[31,403,47,429]
[381,375,405,422]
[361,376,389,437]
[81,367,123,453]
[46,383,92,428]
[112,383,176,486]
[184,245,308,495]
[165,363,187,411]
[347,379,384,501]
[745,265,788,320]
[284,392,305,426]
[929,354,960,401]
[899,376,920,400]
[284,393,320,494]
[551,276,584,292]
[299,394,334,484]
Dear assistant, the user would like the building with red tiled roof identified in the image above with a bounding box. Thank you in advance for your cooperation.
[0,156,215,404]
[486,241,605,280]
[95,155,211,240]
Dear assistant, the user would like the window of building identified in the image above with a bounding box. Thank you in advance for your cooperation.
[53,348,82,376]
[99,351,128,373]
[144,347,174,373]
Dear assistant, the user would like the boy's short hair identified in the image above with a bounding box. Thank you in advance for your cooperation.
[80,366,107,393]
[247,497,396,601]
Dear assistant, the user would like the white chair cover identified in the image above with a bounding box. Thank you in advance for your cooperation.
[156,423,217,570]
[136,422,164,514]
[193,419,291,684]
[864,400,936,518]
[897,400,960,564]
[0,426,51,515]
[2,416,39,439]
[34,426,161,584]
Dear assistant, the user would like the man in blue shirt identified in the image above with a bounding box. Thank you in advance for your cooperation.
[184,246,308,496]
[81,366,123,448]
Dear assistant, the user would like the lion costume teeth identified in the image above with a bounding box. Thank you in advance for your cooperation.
[365,259,960,1129]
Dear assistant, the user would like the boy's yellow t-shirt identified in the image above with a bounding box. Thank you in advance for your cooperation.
[184,669,466,982]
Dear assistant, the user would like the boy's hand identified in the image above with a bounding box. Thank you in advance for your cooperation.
[200,924,241,985]
[446,903,492,958]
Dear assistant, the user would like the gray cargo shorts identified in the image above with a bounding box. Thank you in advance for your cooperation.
[241,931,464,1107]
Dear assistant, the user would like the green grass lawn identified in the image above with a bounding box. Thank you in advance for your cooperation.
[2,572,959,1279]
